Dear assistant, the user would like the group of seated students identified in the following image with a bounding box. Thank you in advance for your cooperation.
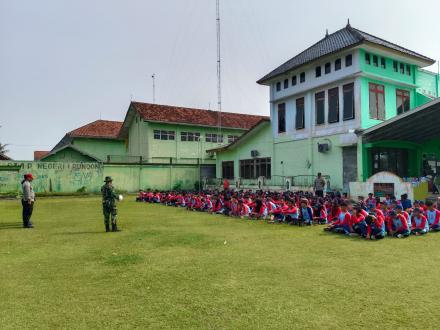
[136,189,440,240]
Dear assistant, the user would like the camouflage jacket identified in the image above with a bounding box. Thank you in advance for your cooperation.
[101,184,118,206]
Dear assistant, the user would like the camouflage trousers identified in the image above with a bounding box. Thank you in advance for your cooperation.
[103,204,117,226]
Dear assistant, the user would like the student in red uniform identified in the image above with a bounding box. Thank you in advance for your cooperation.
[350,205,367,235]
[387,210,410,238]
[324,202,351,234]
[425,201,440,231]
[410,207,428,235]
[363,214,386,240]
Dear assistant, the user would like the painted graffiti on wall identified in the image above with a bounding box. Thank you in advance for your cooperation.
[0,161,104,193]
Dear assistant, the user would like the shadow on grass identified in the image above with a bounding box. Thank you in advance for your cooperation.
[318,231,379,243]
[54,231,106,235]
[0,222,23,230]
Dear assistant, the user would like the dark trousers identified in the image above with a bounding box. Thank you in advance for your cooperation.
[22,200,34,227]
[315,190,324,197]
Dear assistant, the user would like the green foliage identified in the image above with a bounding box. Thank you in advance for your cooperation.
[194,180,201,191]
[172,180,183,191]
[76,186,87,193]
[1,197,440,328]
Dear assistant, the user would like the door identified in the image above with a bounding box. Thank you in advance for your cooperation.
[200,165,216,180]
[342,147,358,193]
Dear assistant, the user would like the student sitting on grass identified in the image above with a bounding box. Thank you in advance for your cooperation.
[350,205,367,235]
[425,201,440,231]
[363,214,386,240]
[238,200,251,219]
[313,203,328,224]
[283,200,298,225]
[298,199,313,226]
[410,208,428,236]
[387,210,410,238]
[324,202,351,234]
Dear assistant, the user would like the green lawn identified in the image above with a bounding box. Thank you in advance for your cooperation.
[1,197,440,329]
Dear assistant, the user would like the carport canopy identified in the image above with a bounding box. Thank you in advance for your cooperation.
[359,98,440,144]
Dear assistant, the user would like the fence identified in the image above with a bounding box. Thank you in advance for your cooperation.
[107,155,206,165]
[204,174,331,191]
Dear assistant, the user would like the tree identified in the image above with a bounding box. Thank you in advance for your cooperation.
[0,142,9,155]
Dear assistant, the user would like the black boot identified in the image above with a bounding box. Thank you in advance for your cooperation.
[112,224,120,232]
[105,224,110,232]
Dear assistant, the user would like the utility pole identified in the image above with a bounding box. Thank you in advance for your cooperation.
[151,74,156,104]
[216,0,222,144]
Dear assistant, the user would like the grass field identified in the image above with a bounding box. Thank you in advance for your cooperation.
[1,197,440,329]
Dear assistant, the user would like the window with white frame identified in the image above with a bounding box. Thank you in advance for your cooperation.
[228,135,239,144]
[180,132,200,142]
[206,133,223,143]
[153,130,175,140]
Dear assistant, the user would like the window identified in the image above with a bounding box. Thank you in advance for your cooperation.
[205,133,223,143]
[343,83,355,120]
[369,83,385,120]
[239,158,271,179]
[180,132,200,142]
[335,58,341,71]
[393,60,398,72]
[406,64,411,76]
[315,91,325,125]
[227,135,239,144]
[400,63,404,74]
[276,82,281,91]
[328,87,339,123]
[325,62,331,74]
[292,76,297,86]
[315,66,321,77]
[381,57,386,69]
[295,97,305,129]
[345,54,352,66]
[222,161,234,179]
[365,53,371,64]
[153,130,175,140]
[284,79,289,89]
[373,55,378,67]
[396,89,410,115]
[300,72,305,83]
[371,148,408,177]
[277,103,286,134]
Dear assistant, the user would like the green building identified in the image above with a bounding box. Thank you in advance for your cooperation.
[42,120,125,162]
[212,23,440,192]
[39,102,266,190]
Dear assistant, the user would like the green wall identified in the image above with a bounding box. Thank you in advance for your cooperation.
[359,76,415,129]
[128,120,246,164]
[0,160,201,194]
[215,123,347,190]
[73,138,126,161]
[0,161,104,193]
[215,122,273,178]
[43,148,97,163]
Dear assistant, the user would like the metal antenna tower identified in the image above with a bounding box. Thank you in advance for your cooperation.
[216,0,222,143]
[151,73,156,104]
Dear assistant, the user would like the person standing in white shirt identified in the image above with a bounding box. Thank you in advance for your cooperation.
[21,173,35,228]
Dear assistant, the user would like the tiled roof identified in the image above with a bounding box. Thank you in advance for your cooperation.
[258,24,435,84]
[67,120,123,139]
[130,102,268,130]
[34,151,49,160]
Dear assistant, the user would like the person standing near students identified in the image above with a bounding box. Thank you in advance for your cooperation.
[101,176,120,232]
[21,173,35,228]
[313,173,326,197]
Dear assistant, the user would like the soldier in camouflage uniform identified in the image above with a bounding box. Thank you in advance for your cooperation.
[101,176,120,232]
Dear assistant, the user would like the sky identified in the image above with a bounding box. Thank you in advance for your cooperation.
[1,0,439,160]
